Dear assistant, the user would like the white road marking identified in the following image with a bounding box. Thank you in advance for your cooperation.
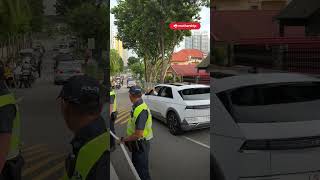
[184,136,210,149]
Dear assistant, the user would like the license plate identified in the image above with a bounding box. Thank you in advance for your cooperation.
[310,173,320,180]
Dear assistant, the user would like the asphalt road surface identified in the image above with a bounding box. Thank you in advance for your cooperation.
[12,39,72,180]
[111,86,210,180]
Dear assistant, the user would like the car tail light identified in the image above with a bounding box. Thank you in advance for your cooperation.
[240,136,320,151]
[56,70,63,74]
[185,105,210,109]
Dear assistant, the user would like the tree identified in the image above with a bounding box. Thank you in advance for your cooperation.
[127,56,140,67]
[0,0,32,38]
[27,0,44,32]
[55,0,97,16]
[130,62,144,81]
[110,49,122,75]
[112,0,209,83]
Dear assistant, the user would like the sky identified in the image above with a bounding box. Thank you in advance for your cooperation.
[110,0,210,55]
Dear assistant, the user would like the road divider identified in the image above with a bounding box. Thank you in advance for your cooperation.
[110,131,141,180]
[184,136,210,149]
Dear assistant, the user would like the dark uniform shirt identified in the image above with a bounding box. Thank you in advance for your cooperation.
[70,116,109,180]
[131,98,148,130]
[0,82,16,133]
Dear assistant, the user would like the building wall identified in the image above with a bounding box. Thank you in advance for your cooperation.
[306,10,320,37]
[213,0,288,10]
[184,31,209,54]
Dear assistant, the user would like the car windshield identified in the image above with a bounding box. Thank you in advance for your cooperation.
[230,82,320,123]
[178,87,210,100]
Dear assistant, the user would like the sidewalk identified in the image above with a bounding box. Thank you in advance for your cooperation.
[111,163,119,180]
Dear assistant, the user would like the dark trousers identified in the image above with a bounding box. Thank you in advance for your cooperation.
[132,141,151,180]
[0,155,24,180]
[110,112,116,149]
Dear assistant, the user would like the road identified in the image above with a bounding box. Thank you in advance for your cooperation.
[111,86,210,180]
[12,39,72,180]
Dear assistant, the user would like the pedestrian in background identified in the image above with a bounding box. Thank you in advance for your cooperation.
[58,75,109,180]
[118,86,153,180]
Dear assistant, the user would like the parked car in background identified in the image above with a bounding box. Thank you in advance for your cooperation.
[54,61,82,85]
[54,54,75,70]
[212,73,320,180]
[127,79,136,88]
[143,83,210,135]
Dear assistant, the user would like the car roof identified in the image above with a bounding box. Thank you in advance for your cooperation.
[213,73,320,93]
[156,83,209,90]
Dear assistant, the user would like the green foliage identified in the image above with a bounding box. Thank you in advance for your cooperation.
[110,49,124,75]
[130,62,144,80]
[112,0,208,82]
[127,56,140,67]
[0,0,32,38]
[27,0,44,32]
[66,3,108,49]
[55,0,96,16]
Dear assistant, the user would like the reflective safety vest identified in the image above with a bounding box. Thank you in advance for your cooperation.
[0,93,21,160]
[63,132,109,180]
[127,103,153,140]
[110,90,117,112]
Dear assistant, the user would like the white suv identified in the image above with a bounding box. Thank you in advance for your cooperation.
[212,73,320,180]
[143,83,210,135]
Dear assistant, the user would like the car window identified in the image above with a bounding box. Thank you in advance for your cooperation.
[230,82,320,123]
[159,87,173,98]
[178,87,210,100]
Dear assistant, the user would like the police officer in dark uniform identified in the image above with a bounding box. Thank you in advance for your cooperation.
[0,62,24,180]
[119,86,153,180]
[58,75,110,180]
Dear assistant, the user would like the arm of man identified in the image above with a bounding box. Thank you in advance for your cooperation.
[122,110,148,142]
[0,104,16,172]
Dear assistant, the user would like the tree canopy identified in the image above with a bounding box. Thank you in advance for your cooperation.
[112,0,209,83]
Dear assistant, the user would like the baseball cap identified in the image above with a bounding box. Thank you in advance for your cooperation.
[58,75,101,108]
[129,86,142,95]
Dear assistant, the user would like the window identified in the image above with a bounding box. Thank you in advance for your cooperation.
[230,82,320,123]
[179,87,210,100]
[159,87,173,98]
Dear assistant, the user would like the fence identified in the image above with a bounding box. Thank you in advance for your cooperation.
[232,38,320,74]
[0,34,32,61]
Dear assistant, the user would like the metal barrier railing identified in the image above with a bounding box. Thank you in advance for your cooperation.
[110,131,142,180]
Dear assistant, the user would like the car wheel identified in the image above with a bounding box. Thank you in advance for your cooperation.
[167,111,183,135]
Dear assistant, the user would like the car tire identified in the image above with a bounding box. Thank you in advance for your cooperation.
[167,111,183,135]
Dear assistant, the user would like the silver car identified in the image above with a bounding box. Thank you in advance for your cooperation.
[54,61,83,85]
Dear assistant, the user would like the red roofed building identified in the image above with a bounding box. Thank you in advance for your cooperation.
[171,49,205,65]
[166,64,209,84]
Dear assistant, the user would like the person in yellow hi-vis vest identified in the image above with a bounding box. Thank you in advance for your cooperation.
[109,86,117,151]
[119,86,153,180]
[0,62,24,180]
[58,75,109,180]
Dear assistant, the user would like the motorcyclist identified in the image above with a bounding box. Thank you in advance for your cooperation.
[20,58,33,88]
